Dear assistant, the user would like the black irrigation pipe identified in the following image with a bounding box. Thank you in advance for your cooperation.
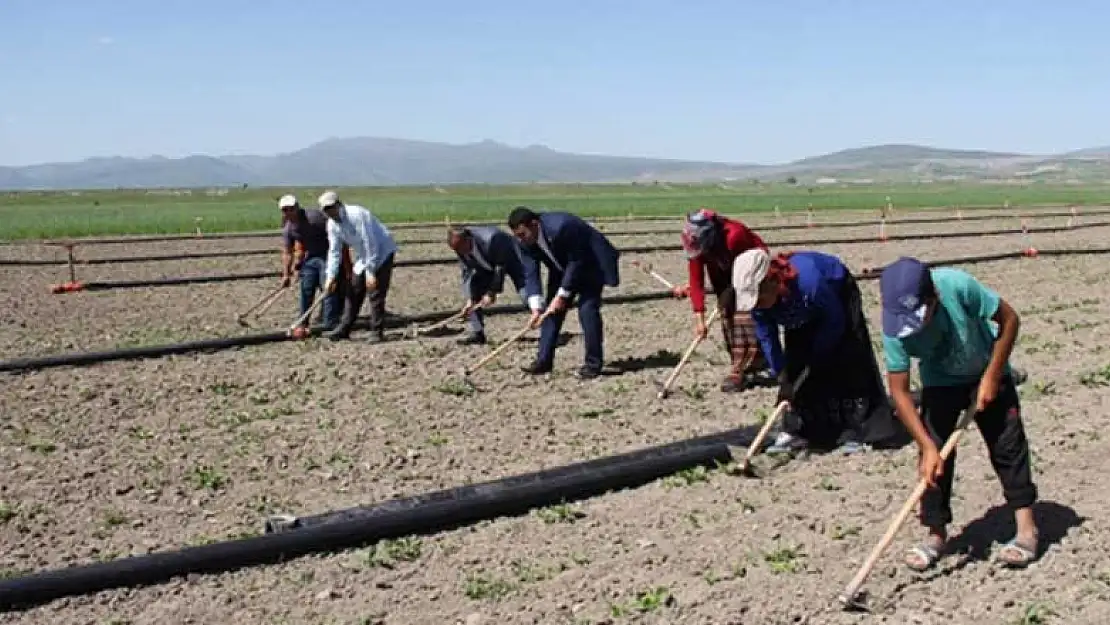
[32,220,1110,293]
[0,291,672,374]
[0,424,761,611]
[8,204,1110,250]
[77,272,278,290]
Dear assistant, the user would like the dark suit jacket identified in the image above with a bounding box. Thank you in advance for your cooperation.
[517,211,621,297]
[455,225,539,302]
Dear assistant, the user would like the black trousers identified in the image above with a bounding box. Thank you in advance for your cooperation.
[781,274,905,449]
[918,376,1038,528]
[336,253,395,335]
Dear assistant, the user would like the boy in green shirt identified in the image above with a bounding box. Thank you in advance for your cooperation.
[880,256,1039,571]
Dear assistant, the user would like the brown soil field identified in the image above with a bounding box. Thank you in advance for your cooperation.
[1,217,1109,625]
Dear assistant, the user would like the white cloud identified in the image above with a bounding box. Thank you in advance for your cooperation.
[96,36,114,45]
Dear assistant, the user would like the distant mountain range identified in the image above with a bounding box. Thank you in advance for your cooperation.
[3,137,1110,190]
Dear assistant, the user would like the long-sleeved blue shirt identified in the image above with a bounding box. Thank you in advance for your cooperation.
[751,251,849,377]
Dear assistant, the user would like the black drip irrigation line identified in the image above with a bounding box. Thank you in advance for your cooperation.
[0,249,272,266]
[8,204,1110,252]
[79,272,277,290]
[0,291,671,374]
[32,220,1110,292]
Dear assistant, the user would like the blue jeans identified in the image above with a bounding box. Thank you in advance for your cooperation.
[298,257,341,328]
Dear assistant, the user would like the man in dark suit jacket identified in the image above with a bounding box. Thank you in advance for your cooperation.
[447,226,544,345]
[507,206,621,379]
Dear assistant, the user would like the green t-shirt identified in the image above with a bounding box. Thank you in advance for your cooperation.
[882,267,1011,387]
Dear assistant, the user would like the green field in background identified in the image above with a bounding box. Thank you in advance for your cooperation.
[2,182,1109,240]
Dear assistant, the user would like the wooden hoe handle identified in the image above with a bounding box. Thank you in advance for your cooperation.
[838,406,978,605]
[656,307,720,398]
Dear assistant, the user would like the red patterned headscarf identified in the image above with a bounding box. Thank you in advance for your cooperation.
[681,208,720,259]
[766,252,799,298]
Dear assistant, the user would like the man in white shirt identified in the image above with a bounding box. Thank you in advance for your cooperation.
[319,191,398,343]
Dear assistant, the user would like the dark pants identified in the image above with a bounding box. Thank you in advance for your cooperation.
[537,274,604,369]
[298,257,342,328]
[918,377,1038,528]
[336,253,395,336]
[462,269,493,335]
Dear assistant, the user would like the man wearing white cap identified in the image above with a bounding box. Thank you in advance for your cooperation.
[318,190,398,342]
[278,194,344,329]
[732,248,906,455]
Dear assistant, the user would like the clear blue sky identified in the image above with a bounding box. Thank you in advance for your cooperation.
[2,0,1107,167]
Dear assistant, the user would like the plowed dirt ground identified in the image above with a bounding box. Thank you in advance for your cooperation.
[1,207,1108,625]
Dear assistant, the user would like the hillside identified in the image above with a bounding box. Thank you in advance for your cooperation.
[787,144,1032,168]
[2,138,1110,190]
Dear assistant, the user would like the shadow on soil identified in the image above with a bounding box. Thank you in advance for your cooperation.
[518,332,574,347]
[904,500,1083,586]
[606,348,682,373]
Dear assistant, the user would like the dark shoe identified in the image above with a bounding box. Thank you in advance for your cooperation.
[720,375,746,392]
[521,360,553,375]
[457,332,487,345]
[744,368,777,388]
[323,326,350,341]
[575,365,602,379]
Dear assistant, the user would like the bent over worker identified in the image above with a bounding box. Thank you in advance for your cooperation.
[673,208,772,392]
[447,225,544,345]
[508,206,620,379]
[319,191,398,343]
[880,257,1040,572]
[733,248,905,454]
[278,194,343,330]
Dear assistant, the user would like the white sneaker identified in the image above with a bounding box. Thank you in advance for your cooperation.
[767,432,807,454]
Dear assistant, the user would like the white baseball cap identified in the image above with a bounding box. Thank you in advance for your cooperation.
[277,194,297,209]
[317,191,340,209]
[732,248,771,312]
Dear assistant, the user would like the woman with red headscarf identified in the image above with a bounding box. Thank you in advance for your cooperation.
[731,248,907,454]
[673,209,773,392]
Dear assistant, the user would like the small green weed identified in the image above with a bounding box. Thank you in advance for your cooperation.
[536,503,585,524]
[763,545,806,574]
[662,465,711,488]
[188,465,227,491]
[1011,601,1057,624]
[464,572,517,600]
[433,380,475,397]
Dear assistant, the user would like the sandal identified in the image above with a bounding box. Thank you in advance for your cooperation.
[905,543,941,572]
[837,440,869,455]
[997,538,1038,568]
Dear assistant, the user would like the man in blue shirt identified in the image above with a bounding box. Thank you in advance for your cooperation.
[734,249,904,454]
[279,194,342,330]
[881,256,1039,571]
